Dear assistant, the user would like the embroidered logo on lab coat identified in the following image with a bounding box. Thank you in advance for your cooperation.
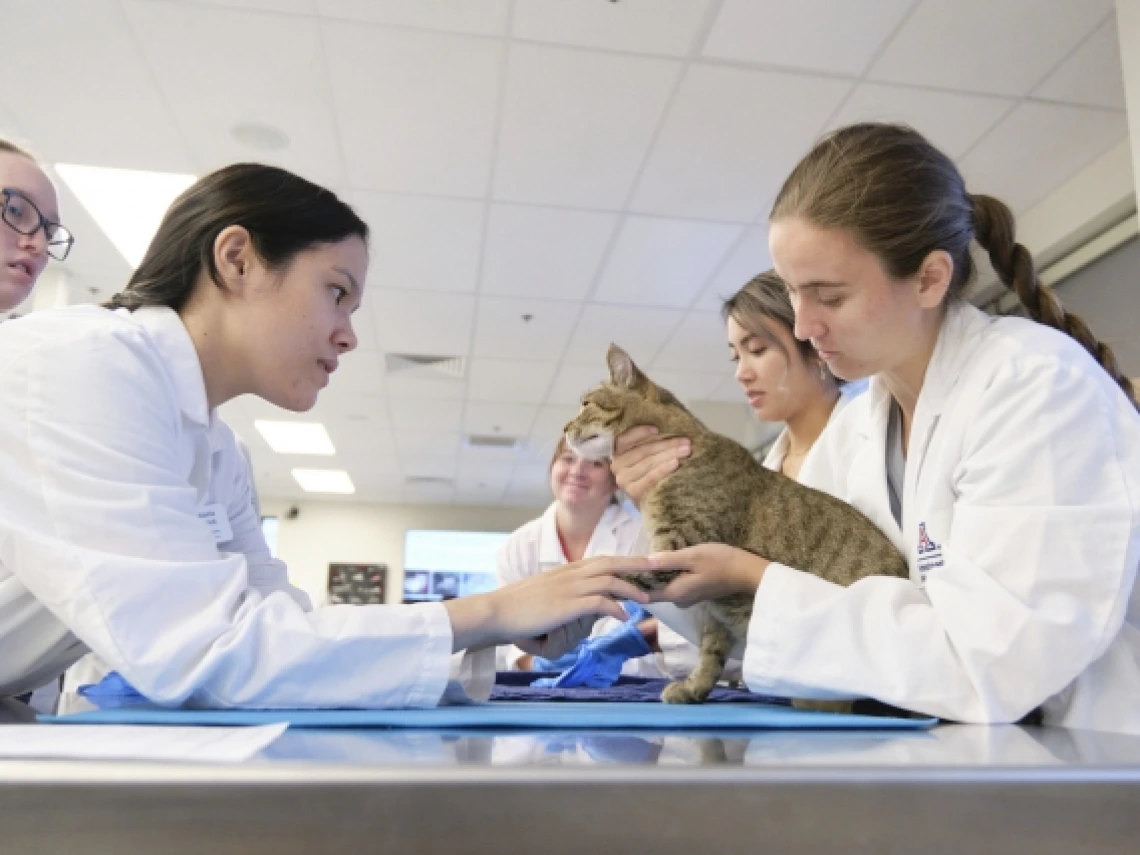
[916,522,943,583]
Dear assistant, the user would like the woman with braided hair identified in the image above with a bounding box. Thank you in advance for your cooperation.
[613,123,1140,733]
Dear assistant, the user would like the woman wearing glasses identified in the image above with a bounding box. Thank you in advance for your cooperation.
[0,139,74,312]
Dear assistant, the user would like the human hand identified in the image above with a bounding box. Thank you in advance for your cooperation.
[444,556,654,652]
[611,426,691,507]
[646,543,768,608]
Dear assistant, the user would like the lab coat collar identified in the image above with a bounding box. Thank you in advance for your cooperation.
[538,500,631,564]
[126,306,211,427]
[861,301,992,438]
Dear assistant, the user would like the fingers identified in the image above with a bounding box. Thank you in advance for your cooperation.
[647,547,698,571]
[581,574,649,605]
[584,595,630,622]
[614,425,659,455]
[571,555,656,577]
[657,576,703,609]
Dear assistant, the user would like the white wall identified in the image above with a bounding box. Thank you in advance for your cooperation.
[259,498,544,606]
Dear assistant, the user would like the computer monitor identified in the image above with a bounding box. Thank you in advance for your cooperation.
[402,529,509,603]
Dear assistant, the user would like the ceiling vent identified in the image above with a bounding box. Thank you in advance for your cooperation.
[464,434,520,450]
[404,476,454,487]
[384,352,465,380]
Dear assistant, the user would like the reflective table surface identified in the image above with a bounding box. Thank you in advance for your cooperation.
[3,699,1140,854]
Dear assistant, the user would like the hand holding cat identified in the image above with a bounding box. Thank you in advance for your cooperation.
[611,426,691,507]
[443,555,654,652]
[646,544,769,608]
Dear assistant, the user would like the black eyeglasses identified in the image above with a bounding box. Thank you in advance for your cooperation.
[1,188,74,262]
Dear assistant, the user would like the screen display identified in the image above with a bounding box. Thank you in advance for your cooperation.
[402,529,508,602]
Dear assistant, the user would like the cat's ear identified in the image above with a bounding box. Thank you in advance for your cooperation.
[607,344,648,390]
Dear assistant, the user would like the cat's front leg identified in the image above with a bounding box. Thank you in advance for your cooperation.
[661,615,733,705]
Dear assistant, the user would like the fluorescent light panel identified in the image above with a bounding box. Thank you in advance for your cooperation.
[292,469,355,494]
[255,420,336,455]
[54,164,197,268]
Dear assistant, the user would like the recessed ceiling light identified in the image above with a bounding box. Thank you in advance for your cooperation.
[293,468,355,494]
[55,164,197,268]
[255,420,336,455]
[231,122,290,152]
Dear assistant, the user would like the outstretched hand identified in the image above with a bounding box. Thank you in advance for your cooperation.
[444,555,655,652]
[645,543,768,608]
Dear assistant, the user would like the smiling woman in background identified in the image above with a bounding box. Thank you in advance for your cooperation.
[0,139,73,312]
[0,161,649,709]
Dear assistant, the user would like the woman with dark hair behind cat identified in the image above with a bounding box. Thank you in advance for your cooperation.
[613,123,1140,733]
[0,138,74,312]
[0,162,650,709]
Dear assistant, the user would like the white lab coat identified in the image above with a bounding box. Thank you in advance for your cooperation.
[652,386,865,679]
[497,500,667,678]
[742,302,1140,733]
[0,305,490,707]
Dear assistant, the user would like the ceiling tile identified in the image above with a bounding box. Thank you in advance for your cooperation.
[547,363,609,406]
[493,43,681,208]
[467,358,558,403]
[631,65,851,221]
[463,401,538,438]
[327,424,398,457]
[650,311,732,373]
[388,398,464,432]
[481,204,618,301]
[1032,15,1127,110]
[369,289,475,355]
[323,22,501,194]
[316,0,508,35]
[384,375,467,401]
[473,296,577,360]
[393,430,461,457]
[703,0,914,76]
[593,216,742,308]
[1,0,193,171]
[0,102,23,138]
[528,404,577,443]
[647,368,726,403]
[327,350,386,394]
[512,0,711,57]
[868,0,1115,97]
[562,304,684,366]
[309,389,389,431]
[401,456,458,479]
[349,192,484,293]
[959,101,1129,213]
[122,0,345,186]
[828,83,1014,160]
[706,375,749,404]
[692,227,770,313]
[152,1,316,12]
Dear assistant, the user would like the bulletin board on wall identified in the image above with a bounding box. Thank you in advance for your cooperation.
[327,563,387,605]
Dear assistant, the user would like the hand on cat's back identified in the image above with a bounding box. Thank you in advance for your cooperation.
[612,426,691,507]
[647,544,769,607]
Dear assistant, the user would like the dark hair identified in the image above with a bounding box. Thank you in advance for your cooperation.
[0,139,34,159]
[104,163,368,313]
[771,122,1136,409]
[722,269,840,386]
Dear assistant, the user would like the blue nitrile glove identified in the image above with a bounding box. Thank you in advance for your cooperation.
[77,671,149,710]
[532,603,653,689]
[531,639,589,672]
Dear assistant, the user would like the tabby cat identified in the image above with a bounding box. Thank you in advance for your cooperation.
[564,345,910,706]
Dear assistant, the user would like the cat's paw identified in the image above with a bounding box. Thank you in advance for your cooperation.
[661,680,707,705]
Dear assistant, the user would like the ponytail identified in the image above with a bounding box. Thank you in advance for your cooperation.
[971,194,1137,409]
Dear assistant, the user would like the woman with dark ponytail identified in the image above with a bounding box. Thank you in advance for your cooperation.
[613,123,1140,734]
[0,162,649,709]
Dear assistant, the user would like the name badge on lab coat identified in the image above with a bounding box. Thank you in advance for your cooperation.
[198,503,234,544]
